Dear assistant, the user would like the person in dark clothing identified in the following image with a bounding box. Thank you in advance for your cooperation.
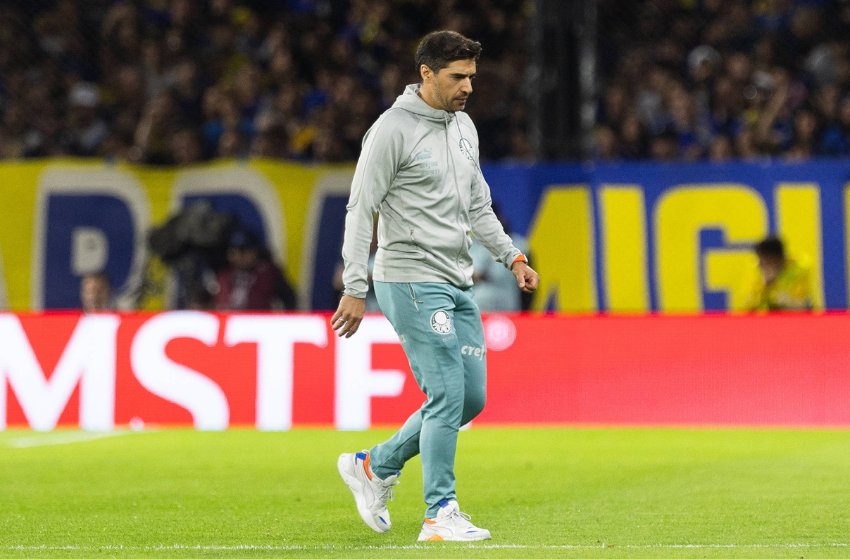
[213,229,297,311]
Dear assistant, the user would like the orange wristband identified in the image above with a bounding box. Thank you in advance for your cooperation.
[511,254,528,267]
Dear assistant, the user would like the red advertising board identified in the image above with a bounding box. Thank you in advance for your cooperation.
[2,312,849,430]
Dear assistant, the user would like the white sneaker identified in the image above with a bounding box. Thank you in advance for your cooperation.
[417,499,491,541]
[337,451,399,533]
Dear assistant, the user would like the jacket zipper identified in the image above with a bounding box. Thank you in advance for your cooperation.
[445,113,467,274]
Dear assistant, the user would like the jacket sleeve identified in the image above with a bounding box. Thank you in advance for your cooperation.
[466,123,523,269]
[341,113,405,298]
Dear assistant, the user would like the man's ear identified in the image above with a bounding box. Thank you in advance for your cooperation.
[420,64,432,82]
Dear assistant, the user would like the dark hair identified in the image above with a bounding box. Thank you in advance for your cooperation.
[229,228,262,250]
[415,30,482,73]
[754,236,785,259]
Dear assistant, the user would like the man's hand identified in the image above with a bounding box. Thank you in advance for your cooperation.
[331,295,367,338]
[512,262,539,293]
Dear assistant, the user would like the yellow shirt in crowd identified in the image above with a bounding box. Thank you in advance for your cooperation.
[745,258,814,312]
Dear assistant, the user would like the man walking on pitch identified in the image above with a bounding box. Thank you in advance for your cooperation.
[332,30,539,542]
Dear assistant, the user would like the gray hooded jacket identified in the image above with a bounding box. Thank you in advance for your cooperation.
[341,84,523,298]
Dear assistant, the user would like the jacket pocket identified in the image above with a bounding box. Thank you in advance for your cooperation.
[383,243,428,261]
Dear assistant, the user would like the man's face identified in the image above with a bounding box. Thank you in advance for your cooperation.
[228,246,259,270]
[80,277,109,311]
[421,58,476,112]
[758,255,784,284]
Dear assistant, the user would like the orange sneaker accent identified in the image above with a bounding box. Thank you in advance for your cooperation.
[423,518,437,525]
[363,453,373,481]
[426,534,444,541]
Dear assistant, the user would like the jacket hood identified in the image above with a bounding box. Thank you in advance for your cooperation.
[393,83,455,122]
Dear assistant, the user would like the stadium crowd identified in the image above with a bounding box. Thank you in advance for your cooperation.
[3,0,850,165]
[0,0,531,164]
[596,0,850,162]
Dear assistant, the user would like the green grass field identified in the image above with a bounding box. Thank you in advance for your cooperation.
[1,427,849,559]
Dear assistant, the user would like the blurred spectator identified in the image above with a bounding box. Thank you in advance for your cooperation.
[216,128,248,159]
[708,134,734,162]
[79,272,112,312]
[170,127,204,166]
[785,103,822,160]
[213,229,297,311]
[131,89,181,164]
[63,82,109,157]
[649,128,679,161]
[593,124,621,161]
[619,112,649,159]
[745,236,814,312]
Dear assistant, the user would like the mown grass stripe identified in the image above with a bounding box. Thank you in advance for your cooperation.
[4,543,849,551]
[7,430,137,448]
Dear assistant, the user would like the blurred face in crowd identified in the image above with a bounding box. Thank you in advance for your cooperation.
[80,274,110,312]
[793,108,818,142]
[758,254,784,284]
[708,135,733,162]
[668,86,695,127]
[171,129,202,165]
[419,58,476,112]
[594,125,619,160]
[735,125,757,158]
[228,246,259,271]
[650,135,678,161]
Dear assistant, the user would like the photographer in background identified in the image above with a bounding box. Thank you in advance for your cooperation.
[212,229,297,311]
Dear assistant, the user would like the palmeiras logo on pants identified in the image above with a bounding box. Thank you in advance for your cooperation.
[430,310,453,334]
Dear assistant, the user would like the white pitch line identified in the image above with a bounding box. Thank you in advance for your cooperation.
[3,543,849,552]
[7,430,139,449]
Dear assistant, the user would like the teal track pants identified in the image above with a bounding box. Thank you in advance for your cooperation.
[369,281,487,518]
